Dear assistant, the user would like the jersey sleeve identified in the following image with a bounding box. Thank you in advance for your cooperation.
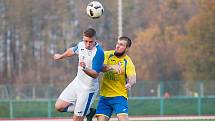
[92,46,104,73]
[126,58,136,77]
[70,42,79,54]
[104,51,111,65]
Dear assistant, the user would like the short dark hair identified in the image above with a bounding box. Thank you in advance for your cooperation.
[119,36,132,48]
[83,28,96,38]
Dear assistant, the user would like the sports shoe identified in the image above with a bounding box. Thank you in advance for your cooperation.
[86,108,96,121]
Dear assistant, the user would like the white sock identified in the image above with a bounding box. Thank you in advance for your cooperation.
[67,104,75,112]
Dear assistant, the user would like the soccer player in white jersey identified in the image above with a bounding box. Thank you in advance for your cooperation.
[53,28,104,121]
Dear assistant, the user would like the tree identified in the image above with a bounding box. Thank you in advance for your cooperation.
[185,0,215,80]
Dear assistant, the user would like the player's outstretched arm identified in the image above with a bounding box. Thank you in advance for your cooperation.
[102,64,123,74]
[53,48,75,60]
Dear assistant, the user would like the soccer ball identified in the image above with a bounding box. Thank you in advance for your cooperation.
[86,1,104,19]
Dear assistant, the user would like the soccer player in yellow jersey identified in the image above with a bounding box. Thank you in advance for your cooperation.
[96,36,136,121]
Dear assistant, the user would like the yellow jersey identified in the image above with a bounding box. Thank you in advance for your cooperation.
[100,50,136,99]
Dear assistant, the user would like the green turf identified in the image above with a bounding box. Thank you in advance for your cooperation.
[1,97,215,118]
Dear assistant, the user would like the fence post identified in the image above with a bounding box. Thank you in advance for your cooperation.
[47,99,52,117]
[159,80,164,116]
[46,85,52,118]
[197,81,203,115]
[9,100,14,119]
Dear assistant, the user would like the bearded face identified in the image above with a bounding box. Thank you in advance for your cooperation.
[114,39,127,57]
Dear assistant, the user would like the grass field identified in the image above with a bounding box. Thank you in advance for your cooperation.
[1,98,215,119]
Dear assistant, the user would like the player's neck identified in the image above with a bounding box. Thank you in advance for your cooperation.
[114,51,126,58]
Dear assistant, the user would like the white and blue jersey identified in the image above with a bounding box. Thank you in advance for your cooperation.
[58,41,104,116]
[71,41,104,91]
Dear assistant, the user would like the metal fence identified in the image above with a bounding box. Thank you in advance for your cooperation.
[0,80,215,119]
[1,80,215,99]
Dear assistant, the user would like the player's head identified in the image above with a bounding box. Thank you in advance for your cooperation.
[114,36,132,57]
[83,28,96,50]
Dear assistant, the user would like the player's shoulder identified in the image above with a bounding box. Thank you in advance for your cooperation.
[124,55,134,64]
[125,54,132,60]
[75,41,84,48]
[104,50,114,55]
[78,41,84,45]
[95,43,104,52]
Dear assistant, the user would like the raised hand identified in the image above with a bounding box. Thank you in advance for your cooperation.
[53,54,62,60]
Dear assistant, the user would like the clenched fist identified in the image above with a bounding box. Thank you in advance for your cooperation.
[53,54,62,60]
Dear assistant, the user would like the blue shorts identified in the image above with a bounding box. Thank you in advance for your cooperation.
[96,96,128,118]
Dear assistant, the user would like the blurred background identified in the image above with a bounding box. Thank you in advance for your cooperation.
[0,0,215,119]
